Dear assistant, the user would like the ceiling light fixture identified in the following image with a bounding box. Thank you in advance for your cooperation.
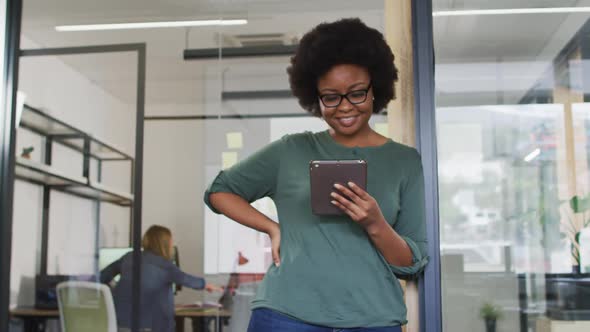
[524,148,541,162]
[56,19,248,32]
[433,7,590,17]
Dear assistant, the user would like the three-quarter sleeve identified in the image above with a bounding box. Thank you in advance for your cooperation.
[204,136,285,213]
[388,150,429,280]
[167,263,206,290]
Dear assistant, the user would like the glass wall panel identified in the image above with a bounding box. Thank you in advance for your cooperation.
[11,1,395,332]
[190,3,388,331]
[0,0,7,192]
[434,1,590,331]
[11,2,139,331]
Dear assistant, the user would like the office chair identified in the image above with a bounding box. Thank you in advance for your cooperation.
[57,281,117,332]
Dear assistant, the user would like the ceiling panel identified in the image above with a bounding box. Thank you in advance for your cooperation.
[19,0,590,110]
[21,1,384,109]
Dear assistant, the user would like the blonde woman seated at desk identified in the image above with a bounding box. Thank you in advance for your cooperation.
[100,225,221,332]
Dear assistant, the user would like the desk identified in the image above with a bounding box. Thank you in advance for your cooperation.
[536,316,590,332]
[175,308,231,332]
[10,307,58,332]
[10,306,231,332]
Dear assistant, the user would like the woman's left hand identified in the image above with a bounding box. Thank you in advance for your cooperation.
[331,182,386,230]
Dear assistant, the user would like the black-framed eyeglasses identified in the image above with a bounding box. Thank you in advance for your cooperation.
[318,82,372,108]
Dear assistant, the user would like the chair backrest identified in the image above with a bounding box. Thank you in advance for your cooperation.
[57,281,117,332]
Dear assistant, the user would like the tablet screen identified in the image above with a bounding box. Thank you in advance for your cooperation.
[309,160,367,216]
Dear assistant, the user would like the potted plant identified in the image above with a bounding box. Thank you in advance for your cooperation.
[544,193,590,320]
[479,302,502,332]
[561,194,590,273]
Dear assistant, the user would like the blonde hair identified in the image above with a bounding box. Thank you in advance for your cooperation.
[142,225,173,260]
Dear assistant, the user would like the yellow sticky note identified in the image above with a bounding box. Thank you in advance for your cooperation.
[222,152,238,169]
[375,123,389,138]
[226,132,243,149]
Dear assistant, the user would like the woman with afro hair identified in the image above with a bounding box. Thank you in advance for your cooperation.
[205,18,428,332]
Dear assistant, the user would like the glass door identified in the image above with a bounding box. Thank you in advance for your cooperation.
[434,1,590,331]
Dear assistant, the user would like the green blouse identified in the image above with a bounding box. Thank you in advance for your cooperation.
[204,130,428,328]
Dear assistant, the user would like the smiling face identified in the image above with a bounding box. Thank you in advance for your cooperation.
[317,64,374,141]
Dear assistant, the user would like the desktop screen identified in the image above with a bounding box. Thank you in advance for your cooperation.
[98,246,181,292]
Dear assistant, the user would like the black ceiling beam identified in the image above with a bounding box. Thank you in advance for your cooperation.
[222,90,293,100]
[183,44,297,60]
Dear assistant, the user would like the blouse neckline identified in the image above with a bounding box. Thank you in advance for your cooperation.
[318,130,394,151]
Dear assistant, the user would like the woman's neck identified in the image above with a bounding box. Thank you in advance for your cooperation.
[328,127,387,148]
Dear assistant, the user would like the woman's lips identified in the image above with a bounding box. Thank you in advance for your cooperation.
[336,115,359,127]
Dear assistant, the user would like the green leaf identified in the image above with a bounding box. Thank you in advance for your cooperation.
[572,247,580,262]
[571,195,590,213]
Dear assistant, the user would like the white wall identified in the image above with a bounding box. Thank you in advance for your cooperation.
[142,119,207,304]
[142,60,296,310]
[10,36,135,307]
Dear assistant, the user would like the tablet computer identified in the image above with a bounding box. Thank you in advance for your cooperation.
[309,159,367,216]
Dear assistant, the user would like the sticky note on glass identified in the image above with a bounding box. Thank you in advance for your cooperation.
[226,132,243,149]
[222,152,238,169]
[375,123,389,137]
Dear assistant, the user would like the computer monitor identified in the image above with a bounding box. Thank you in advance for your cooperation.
[98,246,181,292]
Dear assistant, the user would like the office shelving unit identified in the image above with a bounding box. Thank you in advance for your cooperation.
[15,104,134,274]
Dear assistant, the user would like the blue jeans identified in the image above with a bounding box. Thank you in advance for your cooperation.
[247,308,402,332]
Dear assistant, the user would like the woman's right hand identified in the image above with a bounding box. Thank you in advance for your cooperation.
[268,223,281,267]
[209,192,282,266]
[205,283,224,293]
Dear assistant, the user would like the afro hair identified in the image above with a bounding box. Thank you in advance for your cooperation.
[287,18,398,117]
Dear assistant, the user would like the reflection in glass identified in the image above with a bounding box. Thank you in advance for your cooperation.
[435,1,590,331]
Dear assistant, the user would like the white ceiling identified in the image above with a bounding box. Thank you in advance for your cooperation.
[19,0,590,112]
[21,0,385,114]
[433,0,590,105]
[433,0,583,60]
